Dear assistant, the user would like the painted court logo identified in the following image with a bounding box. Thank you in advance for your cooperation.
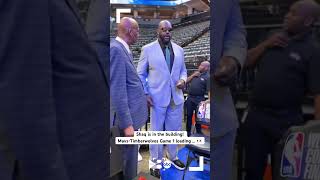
[281,132,305,178]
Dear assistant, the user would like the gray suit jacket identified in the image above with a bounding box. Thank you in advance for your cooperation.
[137,40,187,107]
[110,39,148,130]
[212,0,247,138]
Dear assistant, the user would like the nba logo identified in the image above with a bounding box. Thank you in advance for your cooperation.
[280,132,305,178]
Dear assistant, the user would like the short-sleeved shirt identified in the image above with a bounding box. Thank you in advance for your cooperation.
[188,72,209,97]
[250,32,320,110]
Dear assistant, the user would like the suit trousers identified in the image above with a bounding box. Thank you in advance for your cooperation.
[185,96,205,136]
[243,107,304,180]
[213,129,237,180]
[0,123,20,180]
[118,127,139,180]
[149,100,183,161]
[121,144,138,180]
[0,137,15,180]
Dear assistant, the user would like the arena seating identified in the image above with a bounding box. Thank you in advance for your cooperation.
[180,11,209,24]
[183,32,210,75]
[109,19,210,77]
[110,20,210,66]
[172,21,209,46]
[76,0,211,74]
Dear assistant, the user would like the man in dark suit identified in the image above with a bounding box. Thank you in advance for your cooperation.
[110,17,148,180]
[211,0,247,179]
[0,0,108,180]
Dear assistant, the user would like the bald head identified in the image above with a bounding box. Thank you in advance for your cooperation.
[199,61,210,73]
[284,0,320,34]
[295,0,320,19]
[201,61,210,66]
[157,20,173,44]
[117,17,139,45]
[158,20,172,29]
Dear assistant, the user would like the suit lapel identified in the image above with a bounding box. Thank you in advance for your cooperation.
[115,40,136,68]
[155,41,171,74]
[65,0,85,28]
[114,40,146,86]
[171,43,179,76]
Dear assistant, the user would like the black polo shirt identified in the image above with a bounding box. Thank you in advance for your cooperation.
[188,72,209,97]
[250,32,320,110]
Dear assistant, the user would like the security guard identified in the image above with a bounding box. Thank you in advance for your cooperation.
[243,1,320,179]
[185,61,210,136]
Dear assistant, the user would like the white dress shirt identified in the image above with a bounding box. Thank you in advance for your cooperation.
[115,36,131,54]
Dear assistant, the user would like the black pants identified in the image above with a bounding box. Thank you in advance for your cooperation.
[185,96,204,136]
[243,107,304,180]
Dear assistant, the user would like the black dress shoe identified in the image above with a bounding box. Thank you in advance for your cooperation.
[172,159,186,170]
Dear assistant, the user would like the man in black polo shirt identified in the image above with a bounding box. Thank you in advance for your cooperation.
[243,1,320,179]
[185,61,210,136]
